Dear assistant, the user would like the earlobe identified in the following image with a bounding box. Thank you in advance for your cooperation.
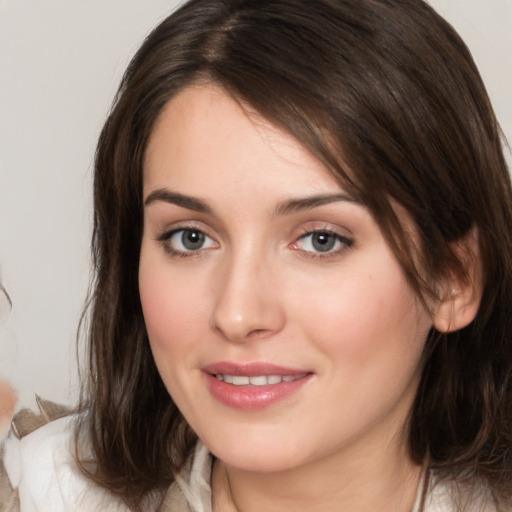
[433,285,481,333]
[432,229,483,333]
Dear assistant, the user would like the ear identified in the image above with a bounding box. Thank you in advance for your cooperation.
[432,228,483,333]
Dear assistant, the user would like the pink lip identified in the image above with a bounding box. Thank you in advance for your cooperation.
[202,361,313,410]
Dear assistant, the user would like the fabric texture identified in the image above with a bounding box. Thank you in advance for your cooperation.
[0,404,501,512]
[0,396,71,512]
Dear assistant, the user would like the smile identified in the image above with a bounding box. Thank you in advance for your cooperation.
[202,363,313,410]
[214,374,307,386]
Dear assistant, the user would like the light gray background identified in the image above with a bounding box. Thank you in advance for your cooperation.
[1,0,511,409]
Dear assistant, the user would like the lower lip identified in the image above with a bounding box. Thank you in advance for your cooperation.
[204,373,312,410]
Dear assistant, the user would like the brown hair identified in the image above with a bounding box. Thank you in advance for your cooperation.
[77,0,512,509]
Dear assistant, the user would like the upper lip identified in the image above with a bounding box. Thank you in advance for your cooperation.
[202,361,310,377]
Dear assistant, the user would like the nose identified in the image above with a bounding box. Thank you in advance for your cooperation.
[211,251,285,342]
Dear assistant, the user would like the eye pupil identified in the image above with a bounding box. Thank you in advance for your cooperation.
[182,230,205,250]
[312,232,336,252]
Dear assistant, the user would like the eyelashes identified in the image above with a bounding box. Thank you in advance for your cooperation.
[291,230,353,258]
[156,225,354,260]
[156,227,218,257]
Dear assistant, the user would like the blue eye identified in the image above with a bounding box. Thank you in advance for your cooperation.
[296,231,352,255]
[159,228,217,254]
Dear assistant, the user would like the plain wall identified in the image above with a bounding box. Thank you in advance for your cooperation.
[0,0,511,409]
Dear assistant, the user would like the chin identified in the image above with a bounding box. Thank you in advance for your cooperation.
[200,426,307,474]
[216,449,299,473]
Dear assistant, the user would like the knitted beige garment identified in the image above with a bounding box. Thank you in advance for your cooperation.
[0,396,70,512]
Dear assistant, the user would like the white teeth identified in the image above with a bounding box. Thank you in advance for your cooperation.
[249,376,268,386]
[215,374,306,386]
[232,376,250,385]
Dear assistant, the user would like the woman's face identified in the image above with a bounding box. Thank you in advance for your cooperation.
[139,84,433,473]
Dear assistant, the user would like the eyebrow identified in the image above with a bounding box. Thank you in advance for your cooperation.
[275,193,362,215]
[144,188,361,215]
[144,189,213,214]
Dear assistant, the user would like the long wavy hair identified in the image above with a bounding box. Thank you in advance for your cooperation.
[76,0,512,509]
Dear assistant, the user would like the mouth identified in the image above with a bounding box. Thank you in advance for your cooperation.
[202,362,313,410]
[213,373,307,386]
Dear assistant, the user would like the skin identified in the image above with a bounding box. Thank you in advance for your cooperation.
[0,380,16,436]
[139,84,436,512]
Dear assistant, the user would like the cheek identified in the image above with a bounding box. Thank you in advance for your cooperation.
[291,259,431,369]
[138,252,205,361]
[139,256,210,411]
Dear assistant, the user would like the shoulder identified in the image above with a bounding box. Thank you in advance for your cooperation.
[1,400,131,512]
[423,473,503,512]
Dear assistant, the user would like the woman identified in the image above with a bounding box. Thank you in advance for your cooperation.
[2,0,512,510]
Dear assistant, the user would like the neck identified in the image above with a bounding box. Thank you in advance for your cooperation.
[212,432,423,512]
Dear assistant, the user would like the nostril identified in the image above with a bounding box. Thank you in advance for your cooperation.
[246,328,272,338]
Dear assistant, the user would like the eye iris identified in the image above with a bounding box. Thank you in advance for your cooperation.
[181,230,205,250]
[312,232,336,252]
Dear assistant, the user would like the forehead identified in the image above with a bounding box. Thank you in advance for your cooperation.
[143,84,344,199]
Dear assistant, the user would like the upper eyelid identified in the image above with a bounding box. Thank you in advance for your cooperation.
[295,221,353,238]
[156,221,212,238]
[148,212,226,238]
[157,226,192,238]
